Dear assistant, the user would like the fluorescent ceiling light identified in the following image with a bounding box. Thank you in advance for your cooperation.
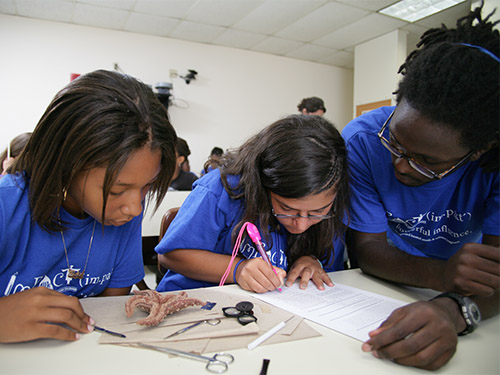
[379,0,467,22]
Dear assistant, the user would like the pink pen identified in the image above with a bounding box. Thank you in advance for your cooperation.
[246,223,282,292]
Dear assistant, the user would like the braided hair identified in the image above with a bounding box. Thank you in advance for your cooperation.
[395,2,499,172]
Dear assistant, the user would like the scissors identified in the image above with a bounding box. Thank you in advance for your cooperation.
[164,318,221,339]
[138,343,234,373]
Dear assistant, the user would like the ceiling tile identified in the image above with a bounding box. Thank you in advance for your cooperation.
[185,0,261,27]
[15,0,74,22]
[125,12,179,36]
[76,0,135,11]
[285,43,335,61]
[314,13,407,50]
[318,50,354,68]
[0,0,16,14]
[74,2,128,29]
[275,2,370,42]
[335,0,399,12]
[169,19,225,43]
[0,0,474,70]
[250,36,304,55]
[414,0,471,28]
[233,0,325,35]
[133,0,196,19]
[212,28,266,49]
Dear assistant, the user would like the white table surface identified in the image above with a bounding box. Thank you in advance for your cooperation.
[1,269,498,375]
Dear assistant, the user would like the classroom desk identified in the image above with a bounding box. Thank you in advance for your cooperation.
[1,269,498,375]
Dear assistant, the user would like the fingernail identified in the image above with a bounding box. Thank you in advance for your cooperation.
[361,343,371,352]
[75,333,81,340]
[300,284,306,289]
[372,351,380,359]
[87,324,95,332]
[285,282,291,287]
[89,317,95,325]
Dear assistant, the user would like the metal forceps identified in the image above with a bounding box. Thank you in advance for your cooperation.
[164,318,221,339]
[138,343,234,373]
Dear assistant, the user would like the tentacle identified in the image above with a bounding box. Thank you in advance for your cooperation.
[129,291,206,326]
[125,295,152,317]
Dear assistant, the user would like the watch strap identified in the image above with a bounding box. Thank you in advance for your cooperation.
[431,292,481,336]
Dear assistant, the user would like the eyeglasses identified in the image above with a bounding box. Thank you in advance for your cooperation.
[272,208,333,222]
[222,301,257,325]
[378,110,474,180]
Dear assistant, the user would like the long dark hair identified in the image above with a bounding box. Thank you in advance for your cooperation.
[396,2,499,172]
[12,69,177,232]
[220,114,349,267]
[0,132,31,172]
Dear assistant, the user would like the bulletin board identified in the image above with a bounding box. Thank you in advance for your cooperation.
[355,99,392,117]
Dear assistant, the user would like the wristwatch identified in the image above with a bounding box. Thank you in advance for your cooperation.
[432,292,481,336]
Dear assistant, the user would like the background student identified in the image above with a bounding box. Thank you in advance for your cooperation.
[156,114,349,293]
[342,4,499,370]
[200,146,224,176]
[169,137,198,191]
[297,97,326,116]
[0,70,177,343]
[0,132,31,176]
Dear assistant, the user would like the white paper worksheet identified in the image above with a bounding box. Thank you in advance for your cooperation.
[253,282,407,342]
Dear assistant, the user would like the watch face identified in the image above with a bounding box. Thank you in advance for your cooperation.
[468,302,481,325]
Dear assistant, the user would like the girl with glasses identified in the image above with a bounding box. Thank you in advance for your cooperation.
[342,4,499,371]
[156,114,349,293]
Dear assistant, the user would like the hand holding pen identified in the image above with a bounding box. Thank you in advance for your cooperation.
[245,223,285,292]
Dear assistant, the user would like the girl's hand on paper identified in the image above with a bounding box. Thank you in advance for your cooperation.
[361,300,462,371]
[285,255,334,290]
[235,258,285,293]
[0,286,94,343]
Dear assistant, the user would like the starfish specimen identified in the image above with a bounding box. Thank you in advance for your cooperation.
[125,290,206,326]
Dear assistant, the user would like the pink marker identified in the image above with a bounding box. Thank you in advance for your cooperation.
[246,223,282,292]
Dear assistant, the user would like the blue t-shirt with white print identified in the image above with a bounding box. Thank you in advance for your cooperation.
[155,168,344,291]
[0,173,145,298]
[342,106,500,259]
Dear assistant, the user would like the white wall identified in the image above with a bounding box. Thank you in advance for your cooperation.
[353,29,407,115]
[0,14,353,174]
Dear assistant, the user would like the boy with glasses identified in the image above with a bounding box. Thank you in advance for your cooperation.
[342,4,499,371]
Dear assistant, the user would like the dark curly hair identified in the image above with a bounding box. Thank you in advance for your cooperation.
[220,114,349,268]
[395,2,499,172]
[297,97,326,114]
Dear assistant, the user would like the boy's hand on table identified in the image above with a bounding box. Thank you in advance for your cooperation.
[361,299,465,371]
[235,258,286,293]
[285,255,334,290]
[0,286,94,343]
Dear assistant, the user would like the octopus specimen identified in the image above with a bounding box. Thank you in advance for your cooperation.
[125,290,206,326]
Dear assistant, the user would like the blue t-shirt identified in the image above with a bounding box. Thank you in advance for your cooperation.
[0,174,145,298]
[342,106,500,260]
[156,169,344,291]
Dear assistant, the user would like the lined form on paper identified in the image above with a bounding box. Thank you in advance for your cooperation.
[253,282,407,342]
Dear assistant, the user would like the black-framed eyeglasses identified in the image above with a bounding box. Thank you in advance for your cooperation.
[378,110,474,180]
[271,209,333,222]
[222,301,257,326]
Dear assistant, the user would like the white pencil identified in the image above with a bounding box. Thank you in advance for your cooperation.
[247,321,286,350]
